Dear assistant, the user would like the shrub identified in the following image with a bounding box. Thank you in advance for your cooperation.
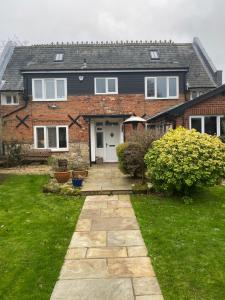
[123,142,144,178]
[129,129,161,152]
[7,141,22,166]
[116,142,129,174]
[145,127,225,196]
[117,130,160,180]
[219,135,225,143]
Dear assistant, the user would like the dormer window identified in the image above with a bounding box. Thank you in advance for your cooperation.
[1,93,19,105]
[150,50,159,60]
[54,53,64,62]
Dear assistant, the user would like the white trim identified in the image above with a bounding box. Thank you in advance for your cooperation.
[32,78,67,101]
[91,119,124,162]
[94,77,118,95]
[189,115,223,136]
[145,76,179,100]
[22,69,188,74]
[34,125,69,151]
[1,93,19,105]
[90,121,96,162]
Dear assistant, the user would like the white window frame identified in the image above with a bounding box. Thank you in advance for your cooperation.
[32,78,67,101]
[145,76,179,100]
[34,125,69,151]
[94,77,118,95]
[189,115,223,136]
[1,93,19,105]
[190,90,205,100]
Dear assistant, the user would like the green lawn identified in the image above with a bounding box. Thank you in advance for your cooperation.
[132,187,225,300]
[0,175,84,300]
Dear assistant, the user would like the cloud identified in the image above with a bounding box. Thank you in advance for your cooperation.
[0,0,224,79]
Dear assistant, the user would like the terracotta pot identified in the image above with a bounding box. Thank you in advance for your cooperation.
[72,170,88,178]
[54,171,71,183]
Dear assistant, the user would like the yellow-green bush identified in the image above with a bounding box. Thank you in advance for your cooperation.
[144,127,225,195]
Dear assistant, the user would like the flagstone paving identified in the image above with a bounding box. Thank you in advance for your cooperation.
[81,163,133,194]
[51,194,163,300]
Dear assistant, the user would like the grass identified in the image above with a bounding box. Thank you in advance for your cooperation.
[0,175,84,300]
[132,186,225,300]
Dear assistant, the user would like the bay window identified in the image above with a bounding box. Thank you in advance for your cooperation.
[32,78,67,101]
[34,126,68,151]
[145,76,179,99]
[190,116,224,136]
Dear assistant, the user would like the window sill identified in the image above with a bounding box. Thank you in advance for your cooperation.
[94,93,118,95]
[145,97,179,100]
[35,148,69,152]
[32,99,67,102]
[1,103,19,106]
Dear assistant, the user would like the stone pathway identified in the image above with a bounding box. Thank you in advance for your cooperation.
[51,194,163,300]
[81,163,133,194]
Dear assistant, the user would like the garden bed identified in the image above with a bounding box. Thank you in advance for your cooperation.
[43,178,82,196]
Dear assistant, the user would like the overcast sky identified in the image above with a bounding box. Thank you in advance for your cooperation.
[0,0,224,81]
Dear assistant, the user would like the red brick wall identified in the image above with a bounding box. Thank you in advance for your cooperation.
[2,93,185,144]
[176,94,225,128]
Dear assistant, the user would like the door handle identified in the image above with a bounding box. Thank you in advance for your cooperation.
[106,143,108,147]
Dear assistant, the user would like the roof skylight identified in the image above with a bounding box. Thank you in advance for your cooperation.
[150,50,159,60]
[54,53,64,62]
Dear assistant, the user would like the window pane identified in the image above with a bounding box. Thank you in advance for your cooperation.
[191,91,197,100]
[150,50,159,59]
[108,79,116,93]
[96,78,106,93]
[36,128,45,148]
[220,117,225,135]
[157,77,167,98]
[205,116,217,135]
[45,79,55,99]
[59,127,67,148]
[169,78,177,97]
[13,95,18,104]
[146,78,155,97]
[57,80,65,98]
[96,132,103,148]
[34,80,43,99]
[191,118,202,132]
[6,96,11,104]
[47,127,57,148]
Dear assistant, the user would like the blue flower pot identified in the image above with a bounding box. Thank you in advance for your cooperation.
[72,178,83,187]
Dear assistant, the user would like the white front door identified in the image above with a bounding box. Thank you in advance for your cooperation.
[105,123,120,162]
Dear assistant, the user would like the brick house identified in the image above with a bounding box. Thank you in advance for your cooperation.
[0,38,222,163]
[147,84,225,136]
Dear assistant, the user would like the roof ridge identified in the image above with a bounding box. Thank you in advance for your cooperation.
[16,40,180,47]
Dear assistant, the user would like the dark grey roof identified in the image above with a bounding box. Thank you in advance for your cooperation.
[147,83,225,123]
[0,40,219,91]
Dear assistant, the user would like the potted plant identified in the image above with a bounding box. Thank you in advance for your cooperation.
[71,162,88,178]
[72,175,84,187]
[54,158,71,183]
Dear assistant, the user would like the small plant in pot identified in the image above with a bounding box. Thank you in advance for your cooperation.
[72,174,84,187]
[54,158,71,183]
[71,162,89,178]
